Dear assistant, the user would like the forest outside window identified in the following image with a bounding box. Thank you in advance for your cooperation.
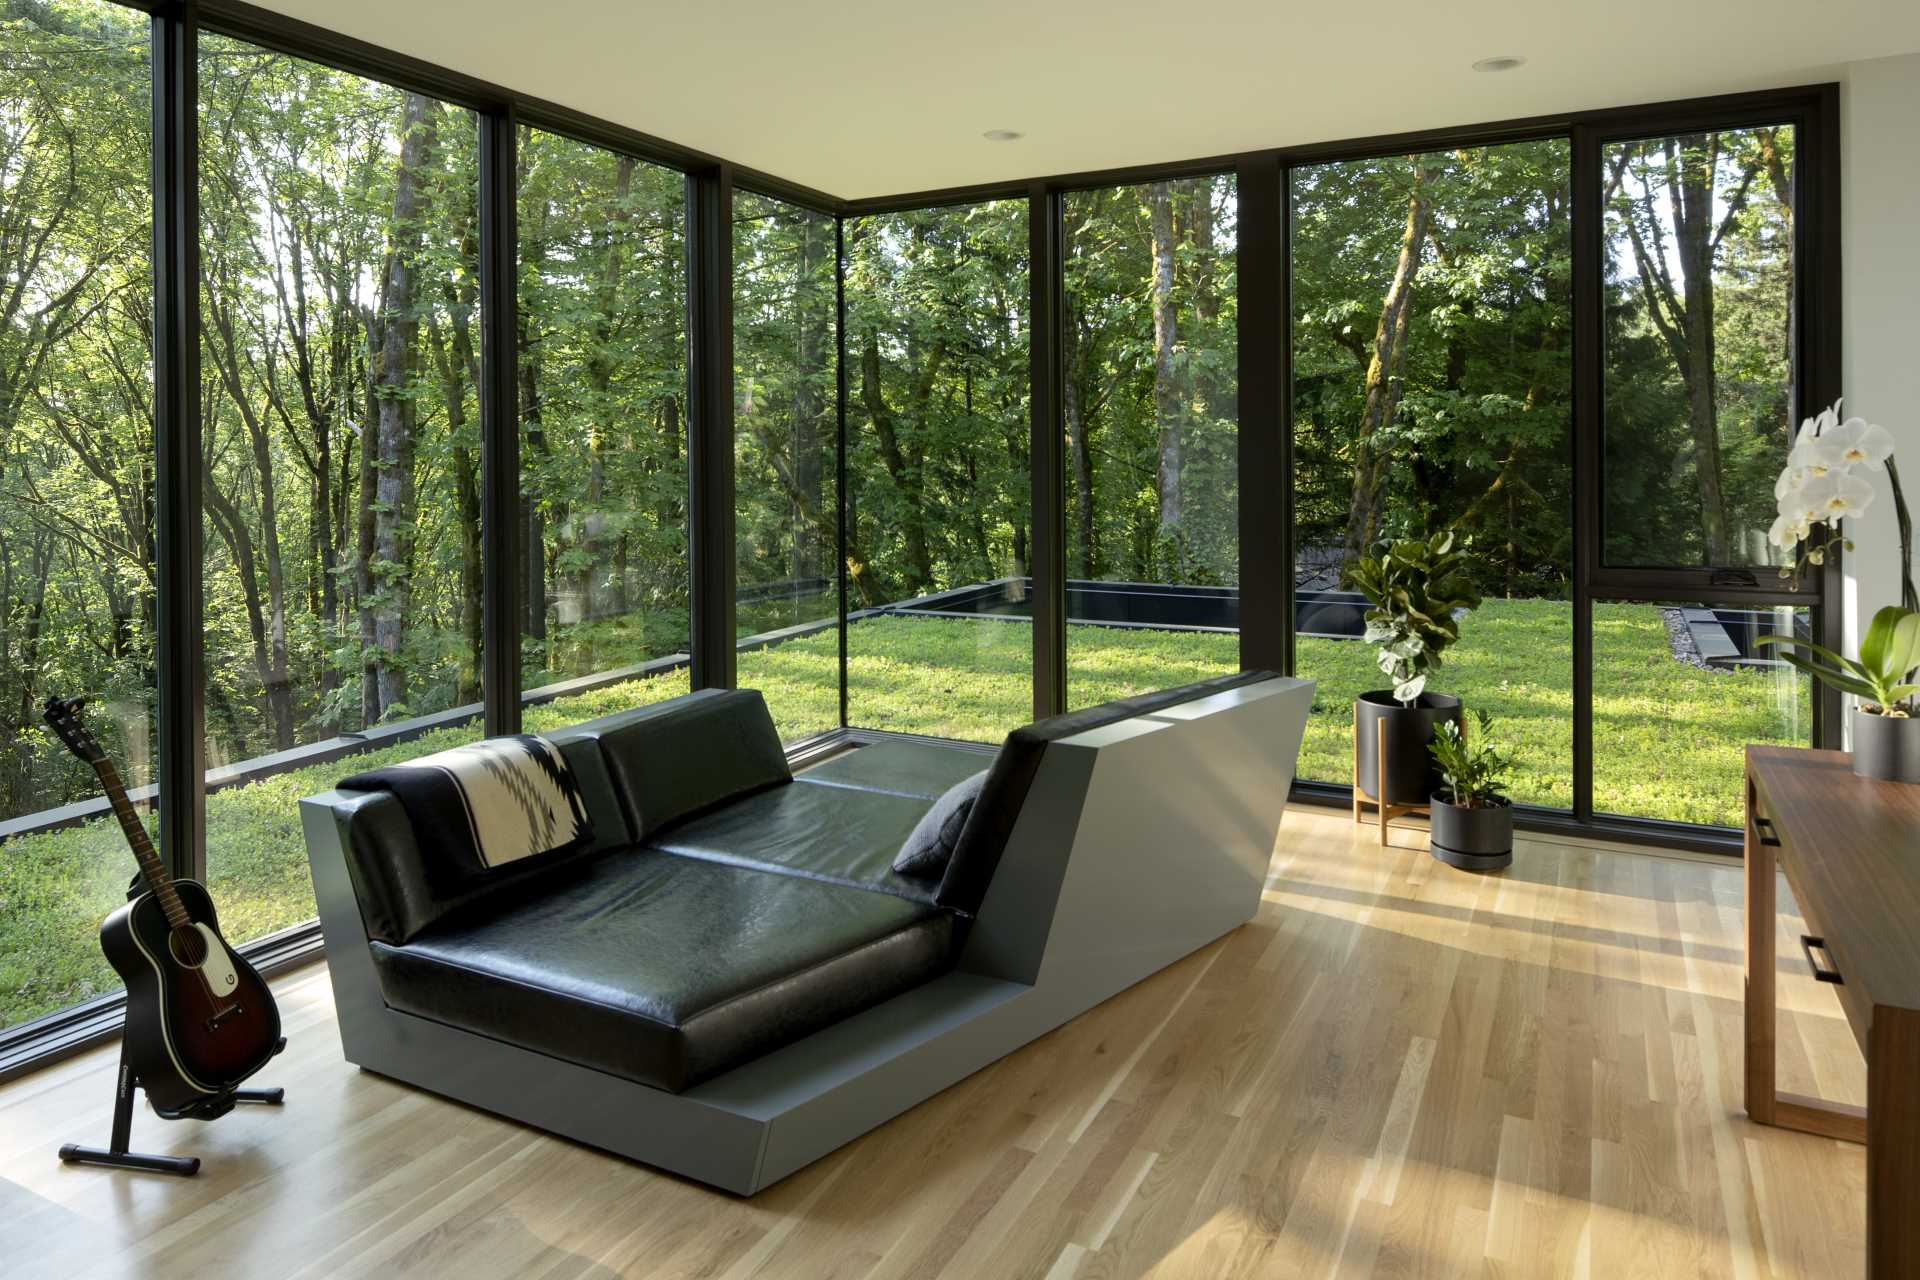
[197,36,487,951]
[515,129,693,724]
[733,192,839,744]
[843,201,1032,743]
[1060,176,1240,711]
[1601,125,1799,571]
[0,0,154,1031]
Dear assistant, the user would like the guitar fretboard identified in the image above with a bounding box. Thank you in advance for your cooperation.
[94,760,188,930]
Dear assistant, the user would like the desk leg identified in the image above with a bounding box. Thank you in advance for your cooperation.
[1744,770,1776,1125]
[1869,1008,1920,1278]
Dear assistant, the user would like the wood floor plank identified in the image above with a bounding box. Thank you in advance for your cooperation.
[0,807,1869,1279]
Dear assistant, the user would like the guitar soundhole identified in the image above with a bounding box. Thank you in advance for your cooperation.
[168,925,208,969]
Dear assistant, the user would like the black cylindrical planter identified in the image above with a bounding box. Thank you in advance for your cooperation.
[1354,691,1462,805]
[1429,794,1514,870]
[1853,707,1920,784]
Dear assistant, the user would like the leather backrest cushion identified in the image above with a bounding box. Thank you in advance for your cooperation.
[544,724,638,852]
[341,789,606,944]
[596,688,792,838]
[933,670,1278,917]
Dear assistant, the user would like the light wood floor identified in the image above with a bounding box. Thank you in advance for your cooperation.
[0,807,1869,1279]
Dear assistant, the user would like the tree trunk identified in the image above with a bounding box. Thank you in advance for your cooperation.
[861,329,935,590]
[1342,160,1434,562]
[793,214,827,582]
[368,94,439,717]
[429,251,484,706]
[1758,127,1796,440]
[202,275,296,750]
[1148,181,1184,576]
[1669,136,1730,564]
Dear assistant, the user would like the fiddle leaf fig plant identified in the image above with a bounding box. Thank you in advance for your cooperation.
[1345,531,1483,706]
[1757,604,1920,717]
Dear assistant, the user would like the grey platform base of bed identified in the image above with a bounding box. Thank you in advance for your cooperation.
[299,676,1313,1194]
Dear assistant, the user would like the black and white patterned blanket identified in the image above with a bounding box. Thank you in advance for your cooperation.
[339,735,593,875]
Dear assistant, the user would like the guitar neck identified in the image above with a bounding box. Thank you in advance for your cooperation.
[93,760,187,929]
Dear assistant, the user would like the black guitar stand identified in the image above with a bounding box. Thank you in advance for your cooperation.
[58,1037,286,1176]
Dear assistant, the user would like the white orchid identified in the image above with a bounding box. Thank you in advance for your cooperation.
[1798,469,1876,522]
[1827,416,1896,470]
[1770,398,1907,596]
[1796,401,1841,445]
[1767,512,1804,550]
[1777,480,1824,528]
[1788,432,1840,478]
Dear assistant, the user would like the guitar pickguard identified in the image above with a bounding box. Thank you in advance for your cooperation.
[189,923,240,997]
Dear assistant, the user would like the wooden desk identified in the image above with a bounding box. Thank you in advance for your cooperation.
[1745,745,1920,1278]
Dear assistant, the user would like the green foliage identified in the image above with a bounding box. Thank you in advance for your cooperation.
[1601,130,1797,567]
[1291,143,1574,597]
[1345,531,1484,703]
[1428,709,1514,807]
[1757,605,1920,714]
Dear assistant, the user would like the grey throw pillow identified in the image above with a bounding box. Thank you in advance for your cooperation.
[893,770,989,879]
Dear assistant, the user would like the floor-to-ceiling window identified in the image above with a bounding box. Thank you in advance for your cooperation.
[842,200,1032,743]
[733,191,839,743]
[1060,176,1240,709]
[0,0,154,1030]
[197,36,486,949]
[515,129,692,726]
[1290,141,1575,809]
[1592,124,1811,822]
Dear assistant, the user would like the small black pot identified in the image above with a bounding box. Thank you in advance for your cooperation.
[1429,793,1513,871]
[1853,707,1920,784]
[1355,691,1462,806]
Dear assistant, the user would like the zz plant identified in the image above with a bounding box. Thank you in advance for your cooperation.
[1428,709,1513,808]
[1345,532,1483,705]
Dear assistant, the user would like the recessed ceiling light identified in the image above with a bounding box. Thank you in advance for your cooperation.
[1472,55,1527,73]
[982,129,1024,142]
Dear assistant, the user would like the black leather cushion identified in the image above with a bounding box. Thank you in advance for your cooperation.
[647,779,944,904]
[595,689,792,838]
[893,771,988,879]
[369,851,953,1093]
[799,740,995,800]
[934,671,1280,917]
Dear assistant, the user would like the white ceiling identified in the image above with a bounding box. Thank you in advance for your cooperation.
[257,0,1920,200]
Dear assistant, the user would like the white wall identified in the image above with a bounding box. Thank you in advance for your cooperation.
[1840,52,1920,655]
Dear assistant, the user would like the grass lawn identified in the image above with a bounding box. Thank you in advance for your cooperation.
[0,598,1802,1029]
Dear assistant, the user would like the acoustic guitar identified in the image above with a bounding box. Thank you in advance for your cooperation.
[43,696,281,1114]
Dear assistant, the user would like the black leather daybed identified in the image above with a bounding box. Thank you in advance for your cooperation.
[302,672,1313,1193]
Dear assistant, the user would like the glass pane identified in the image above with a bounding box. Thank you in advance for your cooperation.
[199,39,484,948]
[0,1,153,1030]
[734,192,839,743]
[844,201,1031,743]
[517,129,690,718]
[1602,127,1797,569]
[1593,601,1810,824]
[1061,176,1239,710]
[1290,141,1574,809]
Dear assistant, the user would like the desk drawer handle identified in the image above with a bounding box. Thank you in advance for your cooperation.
[1801,935,1843,984]
[1753,814,1782,847]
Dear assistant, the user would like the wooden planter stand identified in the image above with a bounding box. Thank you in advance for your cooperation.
[1351,701,1430,846]
[1351,702,1467,847]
